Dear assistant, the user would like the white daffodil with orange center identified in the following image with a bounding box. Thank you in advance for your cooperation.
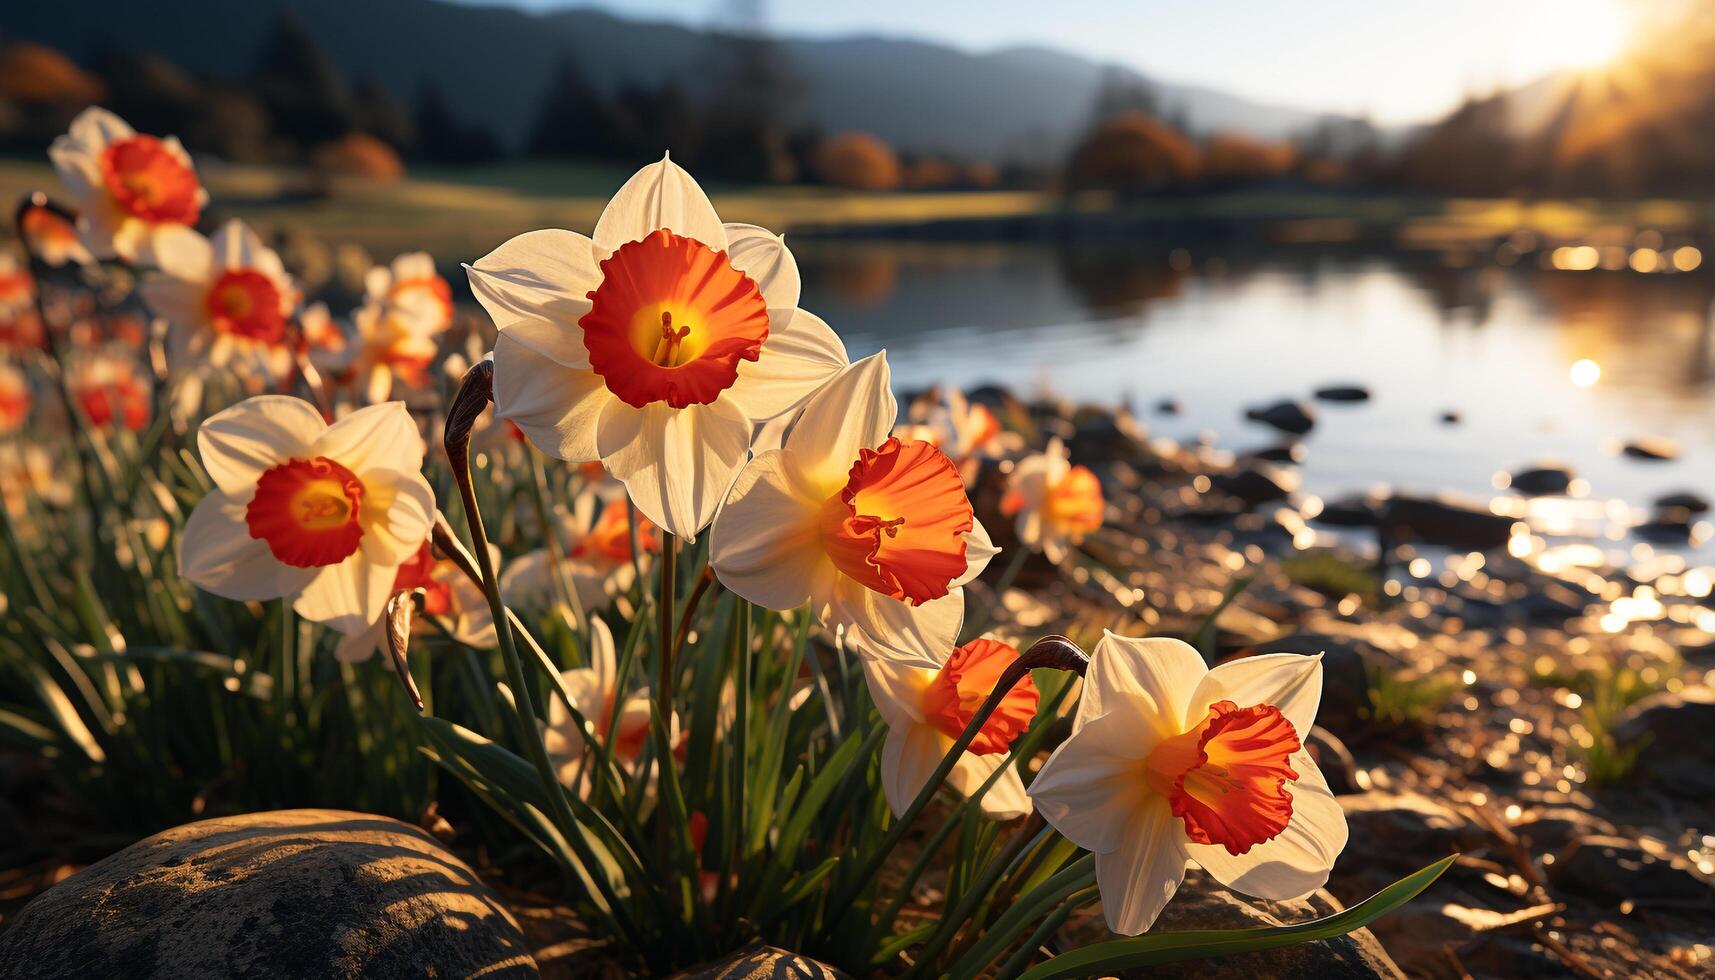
[907,386,1017,475]
[1028,633,1347,935]
[66,354,151,432]
[48,107,207,265]
[333,537,497,663]
[179,396,436,637]
[710,352,999,668]
[502,489,659,613]
[346,252,453,403]
[466,156,849,538]
[544,617,678,792]
[1002,437,1105,564]
[141,219,299,377]
[864,637,1037,820]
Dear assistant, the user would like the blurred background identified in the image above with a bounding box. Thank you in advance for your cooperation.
[2,0,1711,557]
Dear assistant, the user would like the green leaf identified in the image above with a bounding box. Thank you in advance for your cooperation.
[1192,573,1253,663]
[1017,855,1456,980]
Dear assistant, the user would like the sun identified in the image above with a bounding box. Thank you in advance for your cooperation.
[1527,0,1631,73]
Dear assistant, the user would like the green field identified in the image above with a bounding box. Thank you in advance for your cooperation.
[3,158,1711,259]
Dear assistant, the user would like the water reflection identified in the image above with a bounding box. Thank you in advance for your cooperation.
[796,240,1715,558]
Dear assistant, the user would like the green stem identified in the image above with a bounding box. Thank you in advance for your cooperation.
[656,532,678,717]
[440,362,644,949]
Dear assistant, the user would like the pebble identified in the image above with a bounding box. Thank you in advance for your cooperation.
[1245,399,1317,435]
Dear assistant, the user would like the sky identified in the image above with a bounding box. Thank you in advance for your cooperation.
[450,0,1672,124]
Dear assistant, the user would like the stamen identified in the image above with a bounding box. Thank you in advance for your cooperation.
[651,311,694,367]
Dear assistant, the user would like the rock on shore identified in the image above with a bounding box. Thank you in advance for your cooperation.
[0,808,537,979]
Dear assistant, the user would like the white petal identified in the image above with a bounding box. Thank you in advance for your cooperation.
[587,614,618,695]
[141,278,210,336]
[947,753,1032,820]
[312,401,424,477]
[358,468,437,567]
[179,492,316,601]
[491,332,609,461]
[592,156,727,253]
[1188,652,1323,736]
[597,399,752,540]
[709,449,827,610]
[860,657,935,729]
[209,220,270,272]
[1082,633,1206,739]
[68,106,135,149]
[722,223,801,316]
[147,224,215,282]
[725,308,850,421]
[465,229,599,368]
[1186,753,1348,901]
[195,395,325,497]
[1096,795,1189,935]
[838,583,962,670]
[1028,708,1155,853]
[783,351,896,496]
[953,519,1000,587]
[294,557,397,635]
[879,723,948,818]
[335,623,383,664]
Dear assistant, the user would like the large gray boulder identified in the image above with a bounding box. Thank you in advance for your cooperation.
[0,808,537,979]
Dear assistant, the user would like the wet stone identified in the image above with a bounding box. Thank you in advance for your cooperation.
[1612,686,1715,799]
[0,808,537,980]
[1653,490,1709,514]
[1507,465,1573,497]
[1380,495,1514,551]
[1314,384,1372,403]
[1338,791,1482,863]
[1252,443,1307,464]
[1312,496,1381,528]
[1209,467,1295,508]
[1510,807,1618,854]
[1244,398,1317,434]
[1621,437,1680,461]
[1549,835,1715,905]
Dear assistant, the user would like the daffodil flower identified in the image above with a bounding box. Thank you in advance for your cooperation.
[333,537,496,663]
[1001,436,1104,563]
[346,252,453,403]
[1028,633,1347,935]
[48,107,207,265]
[466,156,849,538]
[501,488,658,613]
[544,617,677,791]
[179,396,436,638]
[863,637,1037,820]
[710,352,999,667]
[141,219,300,378]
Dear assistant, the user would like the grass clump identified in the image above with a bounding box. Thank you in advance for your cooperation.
[1362,667,1459,731]
[1283,553,1380,608]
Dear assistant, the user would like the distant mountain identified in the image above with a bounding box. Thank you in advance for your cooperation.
[3,0,1344,163]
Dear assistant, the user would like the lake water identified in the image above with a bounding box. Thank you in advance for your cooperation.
[794,241,1715,562]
